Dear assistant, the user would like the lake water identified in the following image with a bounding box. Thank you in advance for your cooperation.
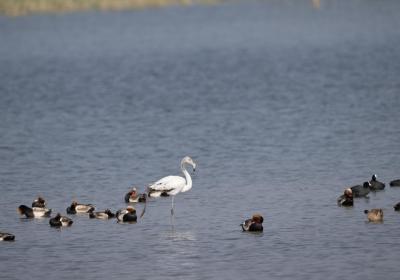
[1,0,400,279]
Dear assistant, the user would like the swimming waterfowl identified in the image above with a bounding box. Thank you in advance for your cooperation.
[364,209,383,222]
[18,205,51,218]
[350,182,371,198]
[394,202,400,211]
[124,187,147,203]
[241,214,264,232]
[369,174,385,191]
[116,206,137,223]
[32,196,46,208]
[89,209,115,219]
[337,188,353,207]
[0,232,15,241]
[390,179,400,187]
[49,213,73,227]
[66,201,95,214]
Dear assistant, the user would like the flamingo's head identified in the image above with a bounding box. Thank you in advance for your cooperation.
[182,156,196,172]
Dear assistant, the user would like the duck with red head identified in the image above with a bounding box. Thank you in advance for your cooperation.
[116,206,137,223]
[124,187,147,203]
[241,214,264,232]
[337,188,353,207]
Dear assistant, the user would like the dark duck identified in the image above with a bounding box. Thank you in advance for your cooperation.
[369,174,385,191]
[49,213,73,227]
[350,182,371,198]
[390,179,400,187]
[0,232,15,241]
[241,214,264,232]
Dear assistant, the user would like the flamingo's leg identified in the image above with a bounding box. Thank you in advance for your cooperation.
[171,196,175,216]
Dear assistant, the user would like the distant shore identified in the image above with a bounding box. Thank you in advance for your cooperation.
[0,0,219,16]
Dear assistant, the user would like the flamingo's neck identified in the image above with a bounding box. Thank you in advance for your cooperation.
[181,162,192,193]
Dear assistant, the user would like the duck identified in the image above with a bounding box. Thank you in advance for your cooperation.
[31,196,46,208]
[49,213,73,227]
[369,174,385,191]
[364,209,383,222]
[124,187,147,203]
[390,179,400,187]
[337,188,353,207]
[116,206,137,223]
[241,214,264,232]
[0,232,15,241]
[350,182,371,198]
[394,202,400,211]
[89,209,115,219]
[18,205,51,218]
[66,201,95,214]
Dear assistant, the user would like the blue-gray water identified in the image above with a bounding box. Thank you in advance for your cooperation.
[1,0,400,279]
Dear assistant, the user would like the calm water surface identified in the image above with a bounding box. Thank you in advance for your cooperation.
[1,0,400,279]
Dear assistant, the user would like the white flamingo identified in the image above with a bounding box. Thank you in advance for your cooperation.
[144,156,196,217]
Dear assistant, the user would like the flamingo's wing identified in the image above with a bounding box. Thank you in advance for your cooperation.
[148,176,186,196]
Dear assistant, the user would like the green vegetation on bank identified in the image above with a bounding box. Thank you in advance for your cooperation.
[0,0,218,16]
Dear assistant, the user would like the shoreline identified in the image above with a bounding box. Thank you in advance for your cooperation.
[0,0,219,16]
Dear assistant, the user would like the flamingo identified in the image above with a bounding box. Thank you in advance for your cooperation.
[143,156,196,217]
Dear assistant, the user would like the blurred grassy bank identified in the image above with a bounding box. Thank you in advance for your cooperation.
[0,0,219,16]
